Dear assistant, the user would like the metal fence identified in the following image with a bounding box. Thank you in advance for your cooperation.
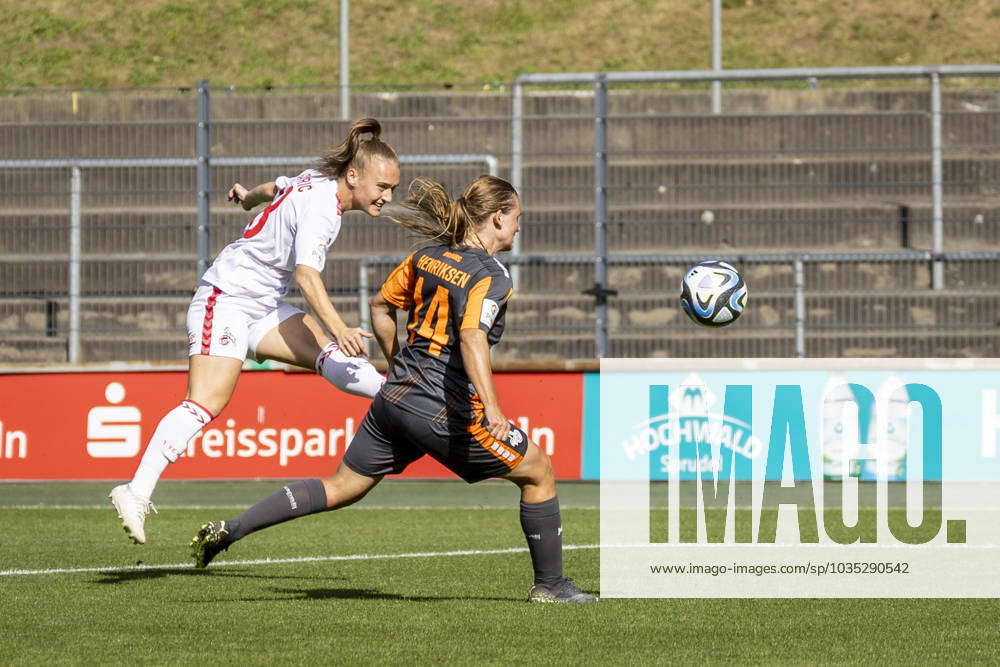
[359,251,1000,362]
[511,65,1000,355]
[2,68,999,364]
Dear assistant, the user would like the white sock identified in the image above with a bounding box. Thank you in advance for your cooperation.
[128,400,213,499]
[315,342,385,398]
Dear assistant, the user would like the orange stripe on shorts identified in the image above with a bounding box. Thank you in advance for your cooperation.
[467,414,523,470]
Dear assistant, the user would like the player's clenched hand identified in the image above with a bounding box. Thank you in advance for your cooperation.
[227,183,249,209]
[334,327,374,357]
[484,404,511,443]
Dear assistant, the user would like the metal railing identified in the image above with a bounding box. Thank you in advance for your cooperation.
[3,71,1000,363]
[511,65,1000,356]
[360,250,1000,360]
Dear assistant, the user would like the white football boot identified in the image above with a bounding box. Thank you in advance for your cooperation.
[109,484,157,545]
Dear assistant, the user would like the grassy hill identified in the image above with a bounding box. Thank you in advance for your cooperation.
[3,0,1000,89]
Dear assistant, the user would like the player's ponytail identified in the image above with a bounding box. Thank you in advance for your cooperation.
[318,117,398,178]
[389,175,518,247]
[388,178,461,245]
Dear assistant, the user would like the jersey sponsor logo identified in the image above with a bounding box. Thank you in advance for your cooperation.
[416,254,472,288]
[480,298,500,328]
[86,382,142,459]
[443,251,464,262]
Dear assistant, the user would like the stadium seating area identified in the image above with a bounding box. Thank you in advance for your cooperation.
[2,86,999,362]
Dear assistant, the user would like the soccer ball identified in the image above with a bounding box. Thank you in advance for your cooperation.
[680,260,748,327]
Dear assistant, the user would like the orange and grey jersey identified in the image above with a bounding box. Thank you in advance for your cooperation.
[378,244,513,429]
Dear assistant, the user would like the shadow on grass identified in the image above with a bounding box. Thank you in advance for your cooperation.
[89,571,518,601]
[91,569,344,584]
[192,586,519,603]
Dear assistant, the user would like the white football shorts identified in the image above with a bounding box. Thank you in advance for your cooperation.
[186,283,302,361]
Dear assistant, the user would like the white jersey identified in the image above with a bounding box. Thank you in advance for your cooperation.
[201,169,342,306]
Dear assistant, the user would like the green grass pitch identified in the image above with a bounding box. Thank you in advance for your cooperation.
[1,480,998,664]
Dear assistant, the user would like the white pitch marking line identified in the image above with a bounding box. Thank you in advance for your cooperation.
[0,505,600,511]
[4,542,1000,578]
[0,544,599,578]
[5,505,999,511]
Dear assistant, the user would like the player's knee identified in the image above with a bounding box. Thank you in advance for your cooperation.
[350,361,386,398]
[316,345,385,398]
[510,442,555,488]
[532,444,555,482]
[186,392,229,418]
[321,465,381,509]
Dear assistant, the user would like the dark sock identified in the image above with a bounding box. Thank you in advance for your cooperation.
[520,497,563,586]
[226,479,328,542]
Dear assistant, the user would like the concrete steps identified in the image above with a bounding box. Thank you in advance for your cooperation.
[2,291,994,363]
[508,291,1000,331]
[4,155,997,212]
[5,202,1000,257]
[0,295,359,334]
[3,86,998,362]
[3,291,993,333]
[3,111,997,162]
[4,244,998,299]
[6,326,994,364]
[4,87,999,124]
[490,328,1000,362]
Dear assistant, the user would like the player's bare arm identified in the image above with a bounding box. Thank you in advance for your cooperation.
[460,327,510,443]
[294,264,372,357]
[369,291,400,371]
[228,181,277,210]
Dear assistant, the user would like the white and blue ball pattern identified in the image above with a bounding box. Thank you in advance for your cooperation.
[680,260,748,327]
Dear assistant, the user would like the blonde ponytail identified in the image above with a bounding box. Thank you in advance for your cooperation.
[389,175,518,247]
[318,117,398,178]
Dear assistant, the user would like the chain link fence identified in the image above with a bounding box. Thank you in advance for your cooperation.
[2,71,999,364]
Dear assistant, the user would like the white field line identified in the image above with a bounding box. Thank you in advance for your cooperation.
[4,542,1000,578]
[4,505,998,511]
[0,505,600,511]
[0,544,599,578]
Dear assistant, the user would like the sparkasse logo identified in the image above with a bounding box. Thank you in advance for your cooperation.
[86,382,142,458]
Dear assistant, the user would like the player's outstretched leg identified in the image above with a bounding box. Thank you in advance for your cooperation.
[253,312,385,399]
[109,398,214,544]
[109,356,239,544]
[502,443,597,603]
[190,463,380,568]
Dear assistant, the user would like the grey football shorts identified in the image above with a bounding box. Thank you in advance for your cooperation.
[342,395,530,483]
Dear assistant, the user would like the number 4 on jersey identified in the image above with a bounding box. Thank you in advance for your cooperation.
[409,277,450,356]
